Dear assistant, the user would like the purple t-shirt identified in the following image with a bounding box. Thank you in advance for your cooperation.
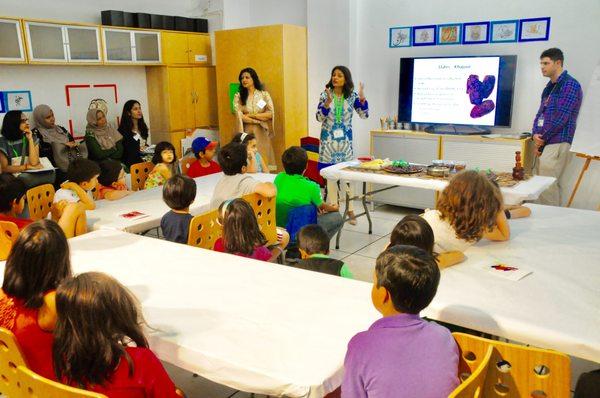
[342,313,459,398]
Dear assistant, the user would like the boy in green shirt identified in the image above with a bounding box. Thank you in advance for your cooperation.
[295,224,353,278]
[274,146,343,239]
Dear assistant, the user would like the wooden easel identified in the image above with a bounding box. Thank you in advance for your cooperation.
[566,153,600,207]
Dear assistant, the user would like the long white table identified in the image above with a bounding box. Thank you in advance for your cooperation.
[87,173,275,233]
[56,230,378,397]
[425,204,600,363]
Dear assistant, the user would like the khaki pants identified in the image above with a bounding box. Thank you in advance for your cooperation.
[535,142,571,206]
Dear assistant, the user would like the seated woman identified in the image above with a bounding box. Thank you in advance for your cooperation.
[118,99,150,170]
[0,220,72,380]
[0,110,55,189]
[31,104,87,186]
[84,108,124,162]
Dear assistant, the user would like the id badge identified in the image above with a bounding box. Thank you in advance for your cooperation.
[257,99,267,110]
[333,128,344,139]
[537,117,544,128]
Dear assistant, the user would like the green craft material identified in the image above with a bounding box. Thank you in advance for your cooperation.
[229,83,240,113]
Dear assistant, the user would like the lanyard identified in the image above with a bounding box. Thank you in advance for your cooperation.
[334,94,344,124]
[8,136,27,159]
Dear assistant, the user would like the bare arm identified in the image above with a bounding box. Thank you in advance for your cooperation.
[104,189,132,201]
[259,154,269,173]
[250,111,273,121]
[0,152,29,174]
[437,251,466,269]
[60,181,95,210]
[246,151,258,173]
[38,291,57,332]
[254,182,276,198]
[483,211,510,241]
[319,202,339,213]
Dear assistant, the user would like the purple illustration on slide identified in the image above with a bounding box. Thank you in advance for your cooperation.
[466,74,496,118]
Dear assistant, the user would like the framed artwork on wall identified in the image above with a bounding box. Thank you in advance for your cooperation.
[463,21,490,44]
[519,17,551,42]
[389,26,411,48]
[0,94,5,113]
[3,90,33,112]
[491,20,519,43]
[412,25,436,46]
[437,24,461,45]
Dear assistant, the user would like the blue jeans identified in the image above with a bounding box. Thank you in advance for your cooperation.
[318,211,343,239]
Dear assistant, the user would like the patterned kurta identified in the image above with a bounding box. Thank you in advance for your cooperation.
[234,90,276,168]
[316,91,369,164]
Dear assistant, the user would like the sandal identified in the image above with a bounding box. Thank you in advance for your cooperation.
[347,211,357,225]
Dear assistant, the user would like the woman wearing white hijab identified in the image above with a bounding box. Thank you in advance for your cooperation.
[84,109,124,162]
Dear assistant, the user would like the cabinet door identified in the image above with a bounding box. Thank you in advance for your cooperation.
[192,67,218,127]
[103,29,134,62]
[134,31,161,63]
[167,68,194,131]
[161,32,189,64]
[0,18,26,62]
[25,22,67,62]
[187,34,211,64]
[65,26,101,62]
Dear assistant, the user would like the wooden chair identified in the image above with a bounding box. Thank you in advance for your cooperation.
[26,183,55,221]
[130,161,154,191]
[452,333,571,398]
[187,208,221,250]
[180,156,196,176]
[0,221,19,261]
[450,342,493,398]
[242,192,278,246]
[16,365,107,397]
[0,327,28,398]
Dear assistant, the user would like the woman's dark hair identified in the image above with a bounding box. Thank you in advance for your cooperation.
[218,198,267,256]
[2,220,71,309]
[53,272,148,388]
[0,173,26,213]
[218,142,247,175]
[163,175,196,210]
[118,100,148,140]
[238,67,264,106]
[231,132,256,146]
[390,215,435,256]
[98,159,123,187]
[1,110,25,141]
[375,245,440,314]
[326,65,354,99]
[152,141,177,165]
[282,146,308,175]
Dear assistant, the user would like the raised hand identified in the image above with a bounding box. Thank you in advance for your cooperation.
[358,82,366,102]
[324,87,333,108]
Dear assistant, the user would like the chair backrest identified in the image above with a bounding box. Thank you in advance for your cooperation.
[187,208,221,249]
[180,157,196,176]
[453,332,571,398]
[17,365,108,398]
[0,327,28,398]
[242,192,277,245]
[450,344,493,398]
[130,161,154,191]
[26,183,55,221]
[0,221,19,261]
[285,204,318,244]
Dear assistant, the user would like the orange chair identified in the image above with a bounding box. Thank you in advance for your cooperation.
[16,365,107,397]
[242,192,278,246]
[0,327,28,398]
[180,157,197,176]
[0,221,19,261]
[26,183,55,221]
[187,208,221,250]
[130,161,154,191]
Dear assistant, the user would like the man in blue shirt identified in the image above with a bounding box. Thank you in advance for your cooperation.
[532,48,583,206]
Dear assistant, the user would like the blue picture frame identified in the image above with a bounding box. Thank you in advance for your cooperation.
[2,90,33,112]
[412,25,437,47]
[462,21,490,44]
[389,26,412,48]
[519,17,551,42]
[0,93,5,113]
[490,20,519,43]
[436,23,462,45]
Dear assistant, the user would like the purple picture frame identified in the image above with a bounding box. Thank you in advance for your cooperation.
[462,21,490,44]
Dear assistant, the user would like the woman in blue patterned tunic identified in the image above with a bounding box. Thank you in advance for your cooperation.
[316,65,368,224]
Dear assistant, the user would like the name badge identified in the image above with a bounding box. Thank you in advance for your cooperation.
[333,128,344,139]
[537,117,544,128]
[257,99,267,110]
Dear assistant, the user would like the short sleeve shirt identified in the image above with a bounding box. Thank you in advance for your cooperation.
[209,174,261,210]
[421,209,474,253]
[0,135,40,163]
[187,160,221,178]
[274,172,323,227]
[160,210,193,244]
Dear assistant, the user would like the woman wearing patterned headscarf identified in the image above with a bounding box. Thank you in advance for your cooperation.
[84,109,123,162]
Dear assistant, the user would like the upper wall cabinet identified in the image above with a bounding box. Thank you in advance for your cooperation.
[24,20,101,63]
[161,31,211,65]
[0,18,26,63]
[102,28,161,64]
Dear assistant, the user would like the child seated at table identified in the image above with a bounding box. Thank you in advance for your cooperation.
[209,142,276,210]
[186,137,221,178]
[96,159,132,200]
[389,214,465,269]
[231,132,268,173]
[294,224,353,278]
[0,173,32,230]
[53,272,182,397]
[342,245,459,397]
[421,170,510,256]
[213,198,274,262]
[145,141,180,189]
[161,175,196,244]
[0,220,72,380]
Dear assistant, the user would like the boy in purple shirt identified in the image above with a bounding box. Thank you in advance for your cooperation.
[342,245,459,398]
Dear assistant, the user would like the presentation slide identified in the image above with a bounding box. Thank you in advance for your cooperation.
[411,57,500,126]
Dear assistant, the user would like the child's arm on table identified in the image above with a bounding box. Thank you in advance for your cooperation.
[483,211,510,241]
[104,189,132,201]
[504,204,532,219]
[61,181,95,210]
[437,251,466,269]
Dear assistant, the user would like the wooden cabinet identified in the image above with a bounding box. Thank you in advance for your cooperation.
[192,67,218,126]
[102,28,161,64]
[24,20,101,63]
[0,18,26,63]
[161,31,211,65]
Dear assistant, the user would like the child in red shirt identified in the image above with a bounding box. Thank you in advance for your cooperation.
[0,173,32,230]
[186,137,221,178]
[53,272,183,398]
[96,159,132,200]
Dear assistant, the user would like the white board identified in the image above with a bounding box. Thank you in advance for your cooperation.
[571,62,600,157]
[67,84,120,139]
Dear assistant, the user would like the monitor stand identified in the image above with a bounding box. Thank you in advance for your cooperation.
[424,124,491,135]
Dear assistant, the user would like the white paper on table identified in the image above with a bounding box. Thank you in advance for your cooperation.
[11,156,55,173]
[481,262,532,281]
[119,211,149,221]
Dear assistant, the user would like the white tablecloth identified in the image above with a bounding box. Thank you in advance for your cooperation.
[320,162,556,205]
[425,204,600,363]
[52,231,379,397]
[87,173,275,233]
